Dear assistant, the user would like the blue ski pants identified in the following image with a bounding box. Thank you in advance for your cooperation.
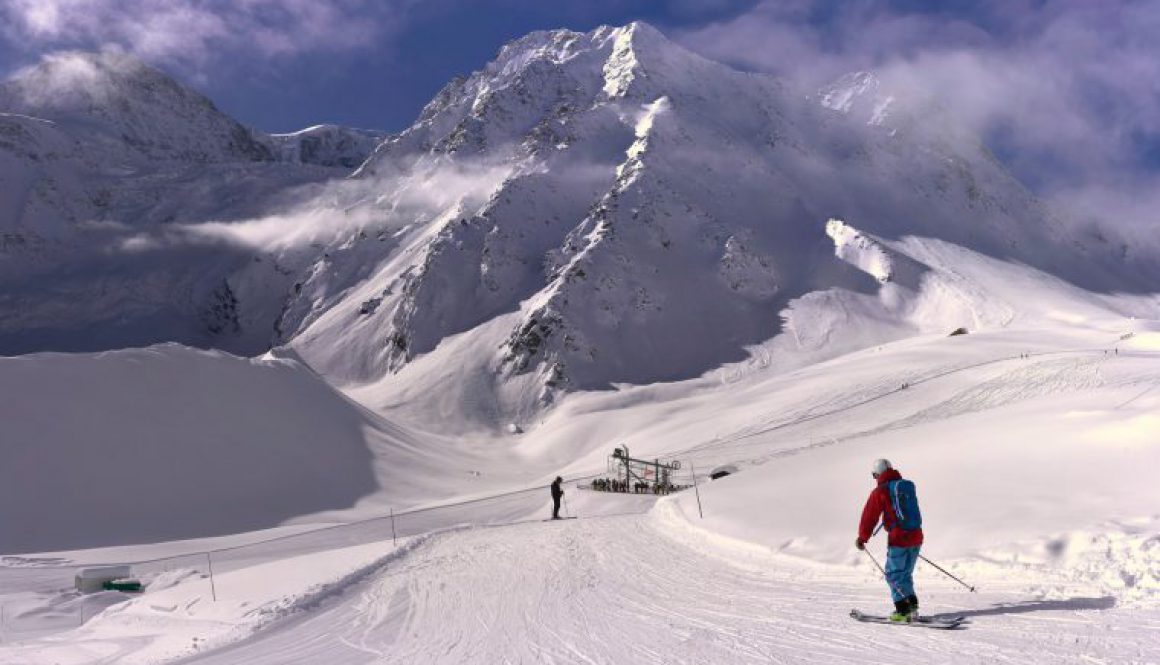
[885,545,920,602]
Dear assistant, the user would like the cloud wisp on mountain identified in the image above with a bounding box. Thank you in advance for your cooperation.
[675,0,1160,232]
[178,156,523,252]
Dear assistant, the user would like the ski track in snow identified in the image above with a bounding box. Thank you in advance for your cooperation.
[177,508,1159,665]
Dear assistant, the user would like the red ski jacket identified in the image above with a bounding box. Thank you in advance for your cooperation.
[858,468,924,548]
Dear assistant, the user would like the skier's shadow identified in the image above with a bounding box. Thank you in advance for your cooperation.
[929,596,1115,621]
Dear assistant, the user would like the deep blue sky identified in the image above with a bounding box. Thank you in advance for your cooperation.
[1,0,1157,225]
[182,1,765,133]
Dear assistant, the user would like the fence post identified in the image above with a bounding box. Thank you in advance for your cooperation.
[206,552,218,602]
[391,508,398,547]
[690,461,704,519]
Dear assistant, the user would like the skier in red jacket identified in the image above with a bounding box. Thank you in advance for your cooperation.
[856,459,923,621]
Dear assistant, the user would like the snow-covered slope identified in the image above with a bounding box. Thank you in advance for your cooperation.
[0,51,272,164]
[3,324,1157,663]
[0,345,388,553]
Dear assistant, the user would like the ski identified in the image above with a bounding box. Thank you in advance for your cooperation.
[544,517,578,522]
[850,609,967,629]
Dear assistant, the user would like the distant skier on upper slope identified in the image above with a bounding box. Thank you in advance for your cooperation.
[550,476,565,519]
[855,459,923,622]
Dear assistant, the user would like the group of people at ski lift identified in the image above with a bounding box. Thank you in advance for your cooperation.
[590,477,674,494]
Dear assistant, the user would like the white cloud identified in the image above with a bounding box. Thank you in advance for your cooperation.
[0,0,411,73]
[672,0,1160,233]
[180,156,521,251]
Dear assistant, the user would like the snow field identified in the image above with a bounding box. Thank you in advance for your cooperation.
[2,324,1155,663]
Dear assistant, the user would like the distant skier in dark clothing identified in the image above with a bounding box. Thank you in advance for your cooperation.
[856,459,924,622]
[551,476,564,519]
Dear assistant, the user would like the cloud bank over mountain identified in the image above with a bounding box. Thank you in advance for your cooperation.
[676,0,1160,232]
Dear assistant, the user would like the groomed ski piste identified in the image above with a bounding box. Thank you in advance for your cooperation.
[2,321,1158,664]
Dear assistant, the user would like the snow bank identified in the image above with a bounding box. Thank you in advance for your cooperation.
[0,537,414,664]
[0,345,382,554]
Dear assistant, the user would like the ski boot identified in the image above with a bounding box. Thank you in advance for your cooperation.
[889,598,913,623]
[906,594,919,619]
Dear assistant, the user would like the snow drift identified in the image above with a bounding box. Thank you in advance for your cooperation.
[0,345,384,553]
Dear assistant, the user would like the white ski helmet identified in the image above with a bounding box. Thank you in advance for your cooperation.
[871,458,893,476]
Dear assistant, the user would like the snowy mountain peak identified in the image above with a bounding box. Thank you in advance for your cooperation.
[604,20,680,56]
[601,21,728,101]
[357,21,749,174]
[3,50,167,110]
[601,24,642,98]
[0,50,271,162]
[599,21,672,98]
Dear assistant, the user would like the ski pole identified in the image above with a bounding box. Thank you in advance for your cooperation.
[690,461,704,519]
[861,548,908,601]
[919,554,976,592]
[564,494,572,518]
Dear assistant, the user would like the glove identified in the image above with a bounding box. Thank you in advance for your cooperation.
[855,538,866,550]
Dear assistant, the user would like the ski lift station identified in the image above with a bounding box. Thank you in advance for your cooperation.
[590,445,687,495]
